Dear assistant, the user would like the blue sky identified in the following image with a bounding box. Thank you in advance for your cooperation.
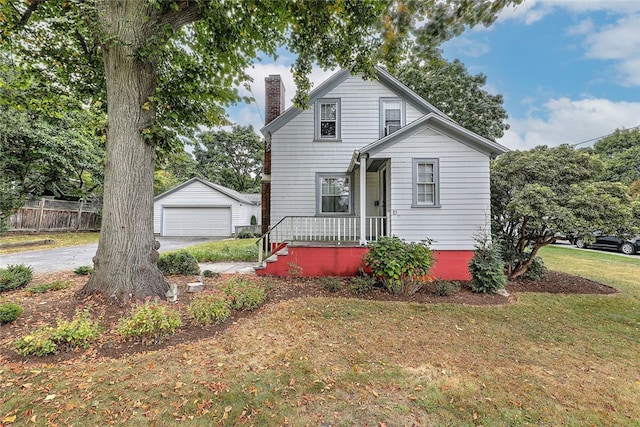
[229,1,640,150]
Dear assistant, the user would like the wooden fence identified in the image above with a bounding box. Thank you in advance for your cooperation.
[9,198,102,232]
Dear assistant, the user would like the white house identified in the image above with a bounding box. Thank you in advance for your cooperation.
[153,177,260,237]
[256,67,507,280]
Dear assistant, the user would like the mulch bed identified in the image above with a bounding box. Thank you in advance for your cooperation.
[0,270,616,365]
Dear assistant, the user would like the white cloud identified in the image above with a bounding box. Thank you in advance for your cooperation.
[498,0,640,23]
[580,14,640,86]
[549,0,640,14]
[496,0,554,25]
[499,97,640,150]
[566,18,594,36]
[442,36,491,58]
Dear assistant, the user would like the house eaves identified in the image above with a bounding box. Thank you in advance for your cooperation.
[154,177,257,205]
[260,69,351,138]
[260,66,456,139]
[359,113,509,159]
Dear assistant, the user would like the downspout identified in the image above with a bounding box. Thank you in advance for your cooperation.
[359,152,368,245]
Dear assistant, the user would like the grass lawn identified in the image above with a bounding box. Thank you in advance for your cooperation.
[0,232,100,254]
[1,245,639,425]
[183,238,258,262]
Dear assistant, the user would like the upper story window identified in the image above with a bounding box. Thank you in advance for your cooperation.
[315,98,341,141]
[412,158,440,207]
[380,98,404,137]
[317,173,351,214]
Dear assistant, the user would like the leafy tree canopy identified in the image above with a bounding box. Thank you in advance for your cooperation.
[0,55,105,202]
[591,127,640,185]
[193,125,262,193]
[154,150,199,196]
[491,145,636,279]
[395,50,509,140]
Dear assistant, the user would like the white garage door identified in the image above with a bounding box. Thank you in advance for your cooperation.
[162,207,231,237]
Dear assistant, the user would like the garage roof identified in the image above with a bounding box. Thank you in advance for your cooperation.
[154,177,260,205]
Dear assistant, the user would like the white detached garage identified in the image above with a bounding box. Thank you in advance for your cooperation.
[154,178,260,237]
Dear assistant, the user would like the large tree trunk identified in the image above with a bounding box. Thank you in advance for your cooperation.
[79,1,166,303]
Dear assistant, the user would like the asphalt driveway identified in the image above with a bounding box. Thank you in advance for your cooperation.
[0,237,222,274]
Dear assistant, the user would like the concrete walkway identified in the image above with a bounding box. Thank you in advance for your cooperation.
[199,262,258,274]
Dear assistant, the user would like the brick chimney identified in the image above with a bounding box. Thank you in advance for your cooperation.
[265,75,285,125]
[262,75,284,234]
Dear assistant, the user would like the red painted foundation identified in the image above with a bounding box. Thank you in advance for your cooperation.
[430,250,473,281]
[255,245,473,280]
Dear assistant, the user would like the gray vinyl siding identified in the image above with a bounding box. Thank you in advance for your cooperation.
[153,180,254,235]
[370,128,490,250]
[270,74,424,225]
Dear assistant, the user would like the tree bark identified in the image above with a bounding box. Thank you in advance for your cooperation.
[79,1,166,303]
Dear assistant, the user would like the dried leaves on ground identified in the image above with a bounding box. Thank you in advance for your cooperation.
[0,270,615,365]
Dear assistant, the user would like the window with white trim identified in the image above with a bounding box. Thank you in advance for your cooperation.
[380,98,404,137]
[315,99,341,140]
[413,158,440,207]
[317,174,351,214]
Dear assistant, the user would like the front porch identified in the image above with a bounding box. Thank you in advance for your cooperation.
[255,215,473,280]
[255,215,384,277]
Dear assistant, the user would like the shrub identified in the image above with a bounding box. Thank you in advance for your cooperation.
[318,276,342,292]
[74,265,93,275]
[52,309,103,350]
[117,302,182,343]
[250,215,257,226]
[434,280,461,296]
[348,276,375,295]
[0,302,24,324]
[522,256,547,281]
[287,262,303,277]
[158,250,200,275]
[469,234,506,293]
[13,309,103,356]
[220,276,266,311]
[25,280,71,295]
[0,264,33,293]
[362,236,433,295]
[237,229,260,239]
[188,293,231,326]
[13,327,57,357]
[202,269,220,279]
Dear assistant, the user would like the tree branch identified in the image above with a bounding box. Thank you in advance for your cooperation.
[17,0,49,27]
[158,1,201,31]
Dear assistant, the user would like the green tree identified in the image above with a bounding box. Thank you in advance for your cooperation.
[154,150,200,196]
[395,51,509,141]
[591,127,640,185]
[193,125,262,193]
[491,145,635,279]
[0,58,104,232]
[1,0,521,303]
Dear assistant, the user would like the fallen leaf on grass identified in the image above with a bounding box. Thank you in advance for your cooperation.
[2,414,17,423]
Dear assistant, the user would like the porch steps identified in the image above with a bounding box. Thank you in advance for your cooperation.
[254,245,290,275]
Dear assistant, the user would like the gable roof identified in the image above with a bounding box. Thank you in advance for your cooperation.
[260,66,453,137]
[154,177,258,205]
[348,113,508,172]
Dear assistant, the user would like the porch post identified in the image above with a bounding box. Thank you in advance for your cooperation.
[359,153,368,245]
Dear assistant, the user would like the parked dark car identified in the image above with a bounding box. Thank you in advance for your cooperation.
[575,234,640,255]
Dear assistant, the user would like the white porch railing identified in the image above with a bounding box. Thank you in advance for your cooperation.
[257,216,386,265]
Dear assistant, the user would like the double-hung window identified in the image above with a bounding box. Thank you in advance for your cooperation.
[315,98,341,141]
[412,158,440,207]
[317,173,351,214]
[380,98,404,137]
